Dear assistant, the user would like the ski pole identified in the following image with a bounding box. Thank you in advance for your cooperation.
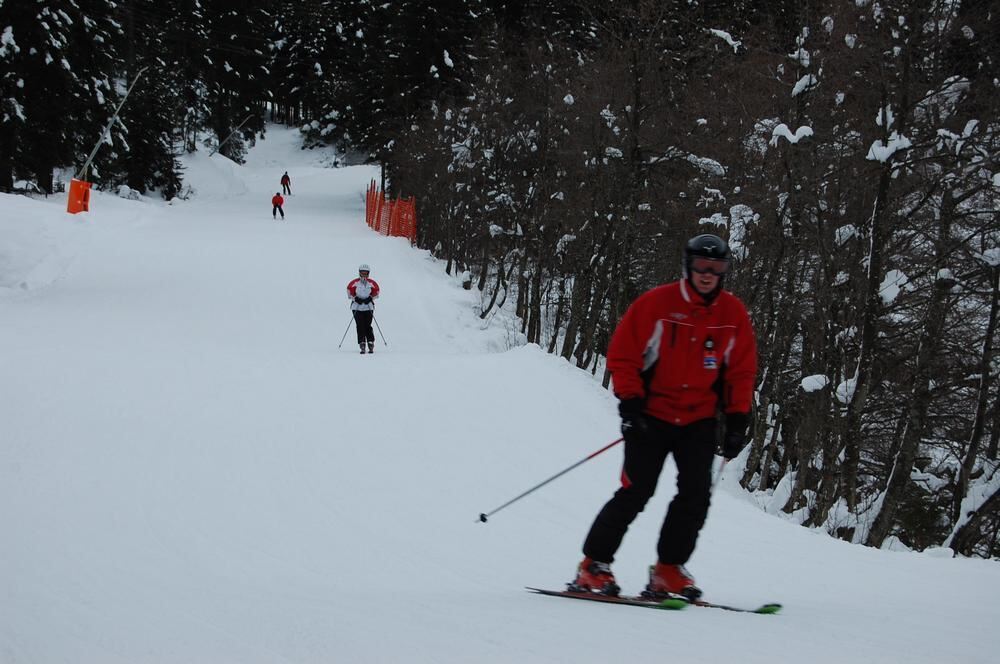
[373,316,388,345]
[337,315,353,348]
[712,458,728,489]
[477,437,623,523]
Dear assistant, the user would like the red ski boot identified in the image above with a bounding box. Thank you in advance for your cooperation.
[645,562,702,600]
[568,557,620,596]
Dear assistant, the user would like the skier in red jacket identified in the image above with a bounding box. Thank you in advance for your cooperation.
[347,263,380,354]
[280,171,291,195]
[571,234,758,599]
[272,193,285,220]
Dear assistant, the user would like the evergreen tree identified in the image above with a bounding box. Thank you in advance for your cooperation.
[299,0,492,165]
[0,0,122,193]
[0,2,29,191]
[66,0,128,190]
[161,0,212,152]
[203,0,273,162]
[269,0,337,129]
[112,0,184,198]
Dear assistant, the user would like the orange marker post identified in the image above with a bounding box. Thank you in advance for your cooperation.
[66,179,92,214]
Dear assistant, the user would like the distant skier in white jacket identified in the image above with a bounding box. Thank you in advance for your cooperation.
[347,263,380,354]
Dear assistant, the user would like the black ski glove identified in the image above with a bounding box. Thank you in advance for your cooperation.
[354,296,366,304]
[722,412,750,459]
[618,397,649,442]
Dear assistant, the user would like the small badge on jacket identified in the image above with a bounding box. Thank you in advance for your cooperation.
[703,337,718,370]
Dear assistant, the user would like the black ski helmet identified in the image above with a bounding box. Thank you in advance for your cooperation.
[683,233,730,278]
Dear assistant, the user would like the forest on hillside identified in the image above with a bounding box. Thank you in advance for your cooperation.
[3,0,999,558]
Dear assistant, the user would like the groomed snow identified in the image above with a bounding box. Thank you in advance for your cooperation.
[2,126,998,663]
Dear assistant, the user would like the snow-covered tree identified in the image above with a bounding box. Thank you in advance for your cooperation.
[0,0,124,192]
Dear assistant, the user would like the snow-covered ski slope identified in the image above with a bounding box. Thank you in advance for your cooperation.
[2,126,998,664]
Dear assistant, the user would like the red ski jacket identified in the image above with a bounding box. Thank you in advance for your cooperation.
[272,194,284,206]
[607,279,757,426]
[347,277,380,311]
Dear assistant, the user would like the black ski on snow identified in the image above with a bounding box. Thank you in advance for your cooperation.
[525,587,781,614]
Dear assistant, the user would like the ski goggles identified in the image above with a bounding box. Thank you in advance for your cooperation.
[689,257,730,275]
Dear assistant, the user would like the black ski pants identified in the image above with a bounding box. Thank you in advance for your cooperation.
[353,310,374,344]
[273,204,284,219]
[583,416,717,566]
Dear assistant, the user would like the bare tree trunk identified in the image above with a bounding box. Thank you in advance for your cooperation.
[563,226,613,361]
[805,427,840,528]
[477,243,489,291]
[865,201,955,548]
[561,270,591,360]
[989,394,1000,461]
[782,397,817,515]
[758,416,783,491]
[0,109,15,191]
[842,166,893,513]
[954,266,1000,520]
[741,211,795,488]
[576,282,611,368]
[516,251,530,326]
[741,287,796,487]
[527,266,544,344]
[548,277,568,354]
[479,254,508,320]
[950,482,1000,557]
[803,355,838,526]
[496,261,516,312]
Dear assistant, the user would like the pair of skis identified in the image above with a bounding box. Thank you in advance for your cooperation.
[526,587,781,615]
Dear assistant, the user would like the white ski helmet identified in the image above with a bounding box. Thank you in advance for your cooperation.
[358,263,370,274]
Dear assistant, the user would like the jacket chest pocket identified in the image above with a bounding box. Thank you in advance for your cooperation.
[662,322,701,386]
[675,324,730,384]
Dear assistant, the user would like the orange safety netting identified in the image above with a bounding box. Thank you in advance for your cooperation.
[366,180,416,244]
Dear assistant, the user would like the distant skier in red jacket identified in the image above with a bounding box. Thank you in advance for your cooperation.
[280,171,291,195]
[571,233,758,599]
[272,192,284,220]
[347,263,380,354]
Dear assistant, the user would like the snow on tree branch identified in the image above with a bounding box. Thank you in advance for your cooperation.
[866,133,911,162]
[707,29,741,53]
[791,74,818,97]
[769,123,813,146]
